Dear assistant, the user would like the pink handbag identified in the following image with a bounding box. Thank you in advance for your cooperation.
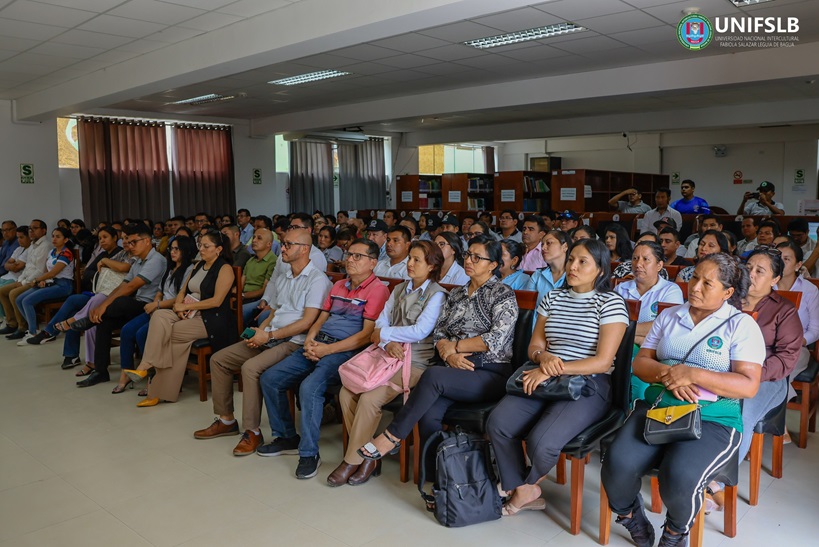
[339,343,413,402]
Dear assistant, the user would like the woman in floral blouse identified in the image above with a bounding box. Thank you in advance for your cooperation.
[357,235,519,460]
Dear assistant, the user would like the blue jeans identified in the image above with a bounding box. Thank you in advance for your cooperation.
[119,313,151,370]
[260,347,354,457]
[17,279,73,334]
[43,292,90,337]
[242,300,262,327]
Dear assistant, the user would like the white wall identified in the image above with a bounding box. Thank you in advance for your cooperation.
[231,130,286,217]
[0,100,62,227]
[59,168,83,221]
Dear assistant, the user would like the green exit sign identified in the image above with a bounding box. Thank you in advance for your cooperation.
[20,163,34,184]
[252,168,262,185]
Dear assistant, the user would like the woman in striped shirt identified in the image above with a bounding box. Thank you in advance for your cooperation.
[487,239,629,516]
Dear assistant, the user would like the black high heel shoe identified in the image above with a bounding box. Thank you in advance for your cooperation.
[69,317,94,332]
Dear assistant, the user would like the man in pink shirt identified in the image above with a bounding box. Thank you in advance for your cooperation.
[519,215,548,271]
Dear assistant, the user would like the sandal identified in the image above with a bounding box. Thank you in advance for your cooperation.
[55,320,71,332]
[112,381,133,394]
[357,431,401,461]
[75,365,95,377]
[502,498,546,516]
[138,388,148,397]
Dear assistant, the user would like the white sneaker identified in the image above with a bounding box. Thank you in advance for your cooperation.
[16,332,34,346]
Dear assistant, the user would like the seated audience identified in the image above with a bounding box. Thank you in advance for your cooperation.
[241,228,276,326]
[193,229,332,454]
[317,225,344,264]
[498,239,534,290]
[0,225,28,326]
[519,216,548,270]
[12,227,74,343]
[221,224,251,269]
[111,236,196,393]
[487,239,628,515]
[602,253,763,547]
[736,217,758,255]
[609,188,651,214]
[571,225,596,242]
[1,220,52,340]
[658,227,692,267]
[330,240,447,486]
[706,246,801,510]
[557,210,581,232]
[787,218,815,258]
[373,226,411,279]
[357,236,517,468]
[434,232,469,286]
[77,224,167,387]
[0,220,20,277]
[124,230,236,407]
[440,214,460,235]
[737,181,784,216]
[496,209,522,242]
[604,223,632,265]
[677,230,730,282]
[257,238,390,479]
[643,187,681,233]
[366,219,389,260]
[419,215,442,242]
[531,230,570,307]
[237,209,254,246]
[399,217,419,240]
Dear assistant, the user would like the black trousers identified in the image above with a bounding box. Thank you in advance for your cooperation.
[601,403,741,535]
[386,364,509,446]
[487,374,612,491]
[94,296,148,373]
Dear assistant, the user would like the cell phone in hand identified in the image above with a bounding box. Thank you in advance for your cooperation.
[695,385,718,402]
[240,327,256,340]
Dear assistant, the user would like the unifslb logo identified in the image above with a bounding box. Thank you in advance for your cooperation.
[707,336,723,350]
[678,14,713,50]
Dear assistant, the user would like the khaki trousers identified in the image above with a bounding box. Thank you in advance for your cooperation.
[210,340,300,432]
[339,366,424,465]
[0,282,28,330]
[144,310,207,402]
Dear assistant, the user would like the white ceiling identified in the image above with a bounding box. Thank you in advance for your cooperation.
[1,0,818,136]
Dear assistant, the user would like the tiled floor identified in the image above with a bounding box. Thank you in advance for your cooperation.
[2,338,817,546]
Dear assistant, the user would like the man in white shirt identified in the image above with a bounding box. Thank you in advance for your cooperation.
[737,181,785,216]
[374,226,411,280]
[237,208,254,246]
[0,220,52,338]
[736,217,758,255]
[642,187,682,234]
[608,187,652,214]
[193,229,333,456]
[787,218,816,257]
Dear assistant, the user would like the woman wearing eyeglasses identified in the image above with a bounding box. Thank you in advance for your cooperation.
[111,236,197,394]
[434,232,469,286]
[124,231,237,407]
[356,235,518,463]
[330,240,447,486]
[705,246,802,511]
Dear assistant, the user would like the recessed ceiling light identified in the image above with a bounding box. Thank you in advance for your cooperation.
[463,23,586,49]
[268,70,351,86]
[729,0,775,7]
[169,93,234,105]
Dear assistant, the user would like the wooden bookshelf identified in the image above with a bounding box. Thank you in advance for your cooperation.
[550,169,670,212]
[442,172,495,211]
[493,170,554,212]
[396,174,442,210]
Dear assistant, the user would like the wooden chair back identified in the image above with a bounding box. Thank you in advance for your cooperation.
[676,281,689,300]
[777,290,802,310]
[663,265,681,280]
[624,299,642,322]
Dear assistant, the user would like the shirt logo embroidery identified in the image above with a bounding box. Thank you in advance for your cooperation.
[650,302,659,314]
[707,336,723,350]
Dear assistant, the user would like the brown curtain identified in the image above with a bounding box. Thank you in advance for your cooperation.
[483,146,495,174]
[171,125,236,217]
[338,139,386,210]
[78,117,170,225]
[290,140,334,213]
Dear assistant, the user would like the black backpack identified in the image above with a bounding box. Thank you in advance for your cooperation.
[417,429,502,527]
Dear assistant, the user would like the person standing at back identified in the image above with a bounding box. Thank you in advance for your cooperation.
[671,179,710,215]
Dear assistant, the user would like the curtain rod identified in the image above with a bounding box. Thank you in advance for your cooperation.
[68,114,231,128]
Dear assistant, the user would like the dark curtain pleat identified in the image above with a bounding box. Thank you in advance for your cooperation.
[171,125,236,217]
[289,141,334,213]
[338,139,386,210]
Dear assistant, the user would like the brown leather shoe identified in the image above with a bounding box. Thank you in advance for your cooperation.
[347,459,381,486]
[233,430,264,456]
[327,461,359,487]
[194,418,240,439]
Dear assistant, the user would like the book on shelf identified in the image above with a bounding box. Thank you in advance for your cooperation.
[467,198,486,210]
[523,175,549,194]
[419,196,442,209]
[418,178,442,192]
[523,198,549,212]
[467,177,492,192]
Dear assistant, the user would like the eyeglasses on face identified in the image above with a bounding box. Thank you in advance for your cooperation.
[124,237,149,247]
[465,232,483,239]
[287,224,310,231]
[462,251,492,263]
[282,241,310,250]
[436,241,449,249]
[343,251,376,262]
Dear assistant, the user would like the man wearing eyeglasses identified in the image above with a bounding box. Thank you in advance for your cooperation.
[256,238,390,479]
[77,223,167,387]
[0,220,52,338]
[373,226,411,280]
[496,209,522,242]
[194,229,333,456]
[519,215,548,271]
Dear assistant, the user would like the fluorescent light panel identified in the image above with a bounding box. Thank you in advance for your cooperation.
[269,70,351,86]
[464,23,586,49]
[169,93,234,105]
[729,0,775,6]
